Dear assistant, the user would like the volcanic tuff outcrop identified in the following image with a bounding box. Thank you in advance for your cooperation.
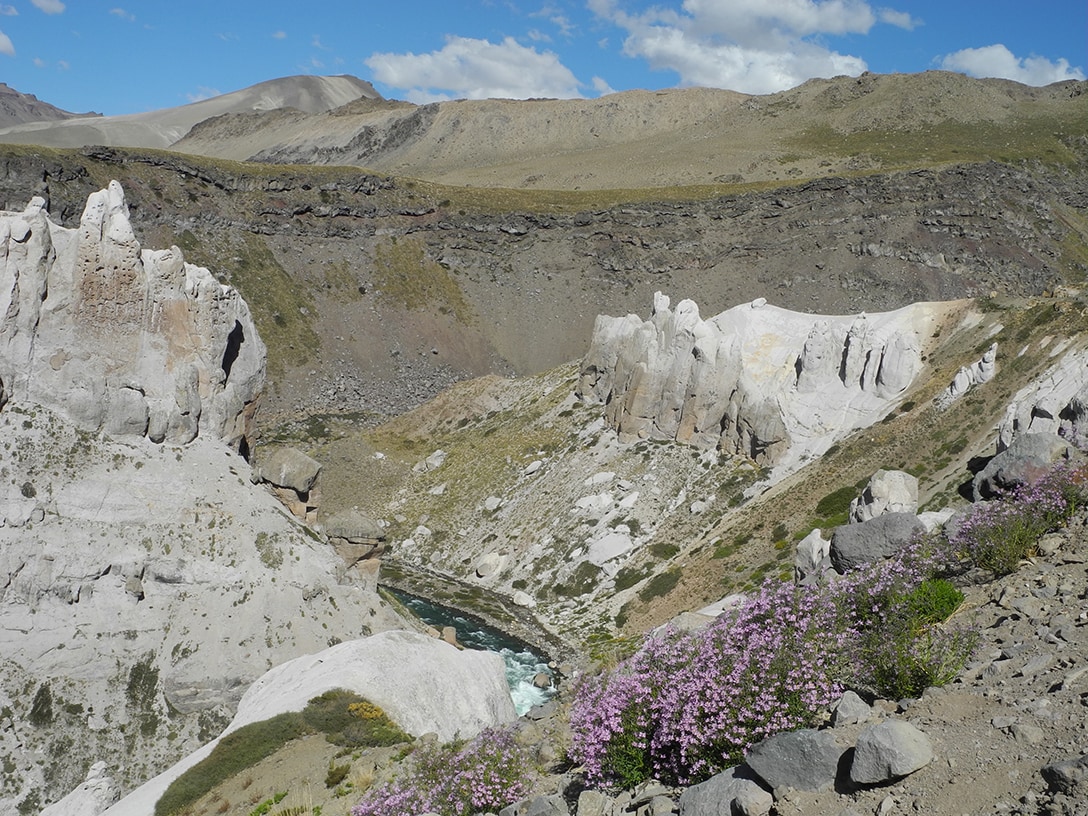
[0,181,265,451]
[0,184,404,813]
[577,293,951,470]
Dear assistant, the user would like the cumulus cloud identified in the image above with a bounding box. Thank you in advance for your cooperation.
[940,44,1085,86]
[365,35,583,102]
[31,0,64,14]
[0,5,17,16]
[0,30,13,56]
[109,7,135,22]
[272,30,287,40]
[589,0,886,93]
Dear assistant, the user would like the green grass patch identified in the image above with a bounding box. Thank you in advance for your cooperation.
[175,229,319,380]
[154,691,408,816]
[372,236,474,323]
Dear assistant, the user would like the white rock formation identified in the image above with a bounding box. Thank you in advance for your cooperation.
[938,342,998,408]
[849,470,919,523]
[40,762,120,816]
[998,347,1088,451]
[0,407,405,811]
[0,182,264,450]
[103,631,516,816]
[578,293,949,472]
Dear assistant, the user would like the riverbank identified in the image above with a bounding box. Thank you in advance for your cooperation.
[377,557,579,669]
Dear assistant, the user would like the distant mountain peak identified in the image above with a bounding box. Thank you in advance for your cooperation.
[0,82,99,128]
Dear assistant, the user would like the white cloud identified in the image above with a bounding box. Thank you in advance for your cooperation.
[365,35,584,101]
[940,44,1085,86]
[592,75,616,95]
[0,6,17,16]
[31,0,64,14]
[0,30,14,56]
[57,58,68,70]
[272,30,287,40]
[877,7,918,30]
[109,7,135,22]
[589,0,879,93]
[33,56,45,67]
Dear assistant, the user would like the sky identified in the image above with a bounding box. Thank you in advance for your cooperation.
[0,1,1083,116]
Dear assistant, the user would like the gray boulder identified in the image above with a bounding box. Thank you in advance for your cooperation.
[678,765,772,816]
[830,513,925,573]
[831,691,871,727]
[850,720,934,785]
[1041,753,1088,795]
[256,447,323,494]
[972,432,1075,500]
[500,793,569,816]
[744,728,845,793]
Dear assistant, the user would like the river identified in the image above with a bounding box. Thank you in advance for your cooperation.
[385,587,557,716]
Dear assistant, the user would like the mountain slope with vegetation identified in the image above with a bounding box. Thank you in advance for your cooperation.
[3,71,1088,814]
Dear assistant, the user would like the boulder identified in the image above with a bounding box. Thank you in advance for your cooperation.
[255,447,322,494]
[500,793,569,816]
[1041,752,1088,794]
[849,470,919,522]
[794,528,830,583]
[850,720,934,784]
[972,432,1076,500]
[830,513,925,573]
[831,690,872,727]
[745,728,845,793]
[104,631,515,816]
[678,765,772,816]
[0,183,265,450]
[322,508,384,543]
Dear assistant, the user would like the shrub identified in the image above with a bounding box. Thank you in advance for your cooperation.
[155,692,407,816]
[952,461,1088,575]
[350,726,534,816]
[570,541,975,787]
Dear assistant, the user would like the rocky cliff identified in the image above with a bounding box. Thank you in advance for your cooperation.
[0,181,265,451]
[0,186,404,814]
[0,148,1079,425]
[578,293,956,471]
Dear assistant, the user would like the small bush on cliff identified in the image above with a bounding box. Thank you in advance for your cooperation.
[155,692,407,816]
[350,725,534,816]
[951,462,1088,575]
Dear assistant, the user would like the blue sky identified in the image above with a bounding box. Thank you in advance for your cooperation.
[0,1,1083,116]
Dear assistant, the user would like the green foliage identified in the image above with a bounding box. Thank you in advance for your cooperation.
[249,793,288,816]
[325,762,351,788]
[904,579,964,627]
[605,707,654,788]
[303,690,408,748]
[638,569,681,602]
[28,683,53,727]
[649,541,678,559]
[815,485,857,519]
[555,561,602,597]
[155,692,406,816]
[614,566,650,592]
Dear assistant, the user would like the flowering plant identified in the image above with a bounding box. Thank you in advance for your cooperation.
[570,539,969,787]
[350,726,534,816]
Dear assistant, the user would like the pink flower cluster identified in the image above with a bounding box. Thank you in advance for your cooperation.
[350,726,533,816]
[570,542,955,787]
